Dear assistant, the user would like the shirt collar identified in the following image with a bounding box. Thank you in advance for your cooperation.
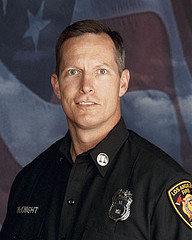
[59,118,129,176]
[89,118,129,176]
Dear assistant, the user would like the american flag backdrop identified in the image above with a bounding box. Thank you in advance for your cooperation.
[0,0,192,227]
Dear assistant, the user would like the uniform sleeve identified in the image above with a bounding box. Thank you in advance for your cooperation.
[0,171,23,237]
[151,177,192,240]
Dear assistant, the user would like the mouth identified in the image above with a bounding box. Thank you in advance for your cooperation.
[78,102,95,105]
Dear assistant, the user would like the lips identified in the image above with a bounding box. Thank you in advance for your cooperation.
[78,102,95,105]
[75,98,99,106]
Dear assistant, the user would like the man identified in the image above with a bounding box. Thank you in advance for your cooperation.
[1,19,192,239]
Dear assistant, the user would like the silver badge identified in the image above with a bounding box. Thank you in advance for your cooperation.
[109,189,133,222]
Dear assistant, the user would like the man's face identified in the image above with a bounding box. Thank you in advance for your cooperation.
[51,33,129,131]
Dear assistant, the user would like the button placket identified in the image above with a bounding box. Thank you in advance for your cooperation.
[59,156,90,237]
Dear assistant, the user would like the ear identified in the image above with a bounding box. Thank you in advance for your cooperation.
[51,74,61,100]
[119,69,130,97]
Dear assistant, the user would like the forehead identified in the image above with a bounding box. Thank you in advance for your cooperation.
[60,33,116,61]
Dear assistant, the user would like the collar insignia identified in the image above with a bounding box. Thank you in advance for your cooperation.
[109,189,133,222]
[97,153,109,167]
[168,180,192,229]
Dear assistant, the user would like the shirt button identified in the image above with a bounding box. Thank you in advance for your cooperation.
[13,236,19,240]
[67,199,75,205]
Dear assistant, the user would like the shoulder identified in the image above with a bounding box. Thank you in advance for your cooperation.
[20,137,63,172]
[127,129,191,184]
[127,130,192,232]
[10,137,64,193]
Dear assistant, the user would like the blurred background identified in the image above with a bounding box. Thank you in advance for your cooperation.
[0,0,192,228]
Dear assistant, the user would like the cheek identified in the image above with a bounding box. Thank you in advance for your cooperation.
[60,82,75,97]
[101,86,120,108]
[101,81,120,97]
[59,87,72,107]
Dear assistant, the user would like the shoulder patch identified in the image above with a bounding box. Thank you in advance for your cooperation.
[168,180,192,229]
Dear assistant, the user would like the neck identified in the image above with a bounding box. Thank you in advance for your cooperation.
[68,118,120,162]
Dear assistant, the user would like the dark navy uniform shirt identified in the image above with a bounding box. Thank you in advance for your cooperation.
[1,118,192,239]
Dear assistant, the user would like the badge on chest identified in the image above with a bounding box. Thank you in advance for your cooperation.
[109,189,133,222]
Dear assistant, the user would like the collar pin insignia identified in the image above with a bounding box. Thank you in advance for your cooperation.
[109,189,133,222]
[97,153,109,166]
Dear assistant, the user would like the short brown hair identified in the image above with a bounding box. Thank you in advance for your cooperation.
[55,19,125,76]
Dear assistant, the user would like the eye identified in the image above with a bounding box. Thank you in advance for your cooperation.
[98,69,107,74]
[68,69,78,75]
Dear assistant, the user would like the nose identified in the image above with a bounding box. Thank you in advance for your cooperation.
[79,73,94,94]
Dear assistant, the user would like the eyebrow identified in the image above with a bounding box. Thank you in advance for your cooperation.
[63,63,111,70]
[94,63,111,68]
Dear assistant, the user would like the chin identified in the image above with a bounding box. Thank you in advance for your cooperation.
[68,111,120,130]
[73,114,102,128]
[77,119,100,129]
[77,115,118,130]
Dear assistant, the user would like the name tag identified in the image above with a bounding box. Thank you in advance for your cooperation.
[16,206,39,214]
